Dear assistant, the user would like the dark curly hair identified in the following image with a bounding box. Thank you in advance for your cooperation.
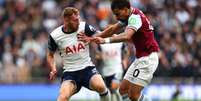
[111,0,130,11]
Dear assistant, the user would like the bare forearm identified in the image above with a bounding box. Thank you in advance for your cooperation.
[94,23,121,38]
[105,28,135,43]
[109,32,130,43]
[47,51,57,80]
[47,52,56,71]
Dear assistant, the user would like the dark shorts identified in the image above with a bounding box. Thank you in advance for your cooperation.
[61,66,99,92]
[103,74,116,88]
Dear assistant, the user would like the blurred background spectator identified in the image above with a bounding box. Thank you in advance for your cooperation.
[0,0,201,84]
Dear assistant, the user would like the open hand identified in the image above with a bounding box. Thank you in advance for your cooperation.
[77,31,93,44]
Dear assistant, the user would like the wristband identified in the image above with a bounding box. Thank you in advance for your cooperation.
[104,38,110,43]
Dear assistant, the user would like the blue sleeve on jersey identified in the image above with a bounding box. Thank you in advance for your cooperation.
[97,45,102,51]
[84,23,97,36]
[122,43,129,53]
[122,43,126,50]
[48,35,58,52]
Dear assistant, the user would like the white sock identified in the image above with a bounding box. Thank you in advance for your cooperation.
[138,94,152,101]
[122,94,131,101]
[112,90,122,101]
[100,89,111,101]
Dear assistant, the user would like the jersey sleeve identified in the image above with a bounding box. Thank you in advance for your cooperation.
[127,14,142,31]
[84,23,98,36]
[48,35,58,52]
[97,45,102,51]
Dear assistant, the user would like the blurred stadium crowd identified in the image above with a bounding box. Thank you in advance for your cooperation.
[0,0,201,83]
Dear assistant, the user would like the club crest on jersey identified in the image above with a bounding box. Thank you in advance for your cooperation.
[65,43,85,54]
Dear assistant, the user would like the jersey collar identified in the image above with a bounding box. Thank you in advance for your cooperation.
[62,26,76,34]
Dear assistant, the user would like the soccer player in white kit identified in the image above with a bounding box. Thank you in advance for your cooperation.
[97,42,129,101]
[46,7,110,101]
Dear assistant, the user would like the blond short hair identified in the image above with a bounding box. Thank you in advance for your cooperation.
[62,7,79,17]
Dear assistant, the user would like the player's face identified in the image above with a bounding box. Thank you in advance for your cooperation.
[65,13,80,32]
[112,8,129,22]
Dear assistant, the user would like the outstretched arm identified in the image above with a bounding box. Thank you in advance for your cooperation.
[94,28,136,44]
[77,22,123,44]
[47,51,57,81]
[94,23,122,38]
[103,13,143,43]
[47,35,58,81]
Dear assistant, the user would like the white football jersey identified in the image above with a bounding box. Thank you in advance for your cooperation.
[48,21,97,72]
[99,43,126,76]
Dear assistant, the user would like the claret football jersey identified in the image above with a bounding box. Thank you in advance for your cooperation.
[120,7,159,58]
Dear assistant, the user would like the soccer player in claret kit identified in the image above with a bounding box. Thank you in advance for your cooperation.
[47,7,111,101]
[78,0,160,101]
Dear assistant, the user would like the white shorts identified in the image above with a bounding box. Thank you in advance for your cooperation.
[124,52,159,87]
[115,71,123,81]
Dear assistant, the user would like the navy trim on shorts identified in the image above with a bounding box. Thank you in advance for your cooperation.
[61,66,99,92]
